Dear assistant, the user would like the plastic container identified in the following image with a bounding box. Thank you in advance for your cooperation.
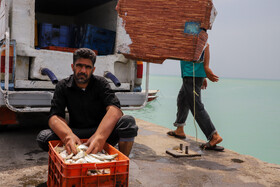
[79,24,116,55]
[41,46,77,53]
[38,23,71,48]
[47,140,129,187]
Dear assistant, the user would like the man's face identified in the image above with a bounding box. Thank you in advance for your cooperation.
[71,58,94,85]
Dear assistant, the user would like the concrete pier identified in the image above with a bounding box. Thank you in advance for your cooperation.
[129,119,280,186]
[0,119,279,186]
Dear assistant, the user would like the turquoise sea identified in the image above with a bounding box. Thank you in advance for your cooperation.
[124,75,280,165]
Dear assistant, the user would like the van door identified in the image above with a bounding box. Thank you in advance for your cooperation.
[116,0,217,63]
[0,0,8,40]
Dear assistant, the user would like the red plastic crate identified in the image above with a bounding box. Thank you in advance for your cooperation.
[47,140,129,187]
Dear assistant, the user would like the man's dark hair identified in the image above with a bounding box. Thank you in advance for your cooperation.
[73,48,96,65]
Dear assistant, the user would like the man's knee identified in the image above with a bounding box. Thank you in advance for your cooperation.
[121,115,135,124]
[36,129,58,152]
[117,115,138,138]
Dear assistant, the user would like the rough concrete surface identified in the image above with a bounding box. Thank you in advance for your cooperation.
[129,119,280,187]
[0,118,280,187]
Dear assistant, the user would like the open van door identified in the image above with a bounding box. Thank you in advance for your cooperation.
[0,0,10,90]
[0,0,18,126]
[0,0,8,41]
[116,0,217,63]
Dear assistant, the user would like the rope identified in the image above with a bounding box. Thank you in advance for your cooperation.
[193,63,199,143]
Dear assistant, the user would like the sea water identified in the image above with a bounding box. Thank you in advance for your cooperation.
[124,75,280,165]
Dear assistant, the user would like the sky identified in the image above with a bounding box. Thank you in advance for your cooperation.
[147,0,280,80]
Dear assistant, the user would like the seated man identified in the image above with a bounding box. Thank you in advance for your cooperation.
[37,48,138,156]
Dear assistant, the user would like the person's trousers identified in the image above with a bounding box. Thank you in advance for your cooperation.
[174,77,216,140]
[36,115,138,152]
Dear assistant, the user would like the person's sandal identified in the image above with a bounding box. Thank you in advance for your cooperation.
[200,142,224,152]
[167,131,186,139]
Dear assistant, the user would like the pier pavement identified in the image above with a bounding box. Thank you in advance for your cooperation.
[0,118,279,186]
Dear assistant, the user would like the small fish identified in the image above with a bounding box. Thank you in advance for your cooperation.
[77,144,88,152]
[65,152,74,160]
[55,144,118,164]
[90,153,118,161]
[74,158,87,164]
[65,159,75,164]
[84,155,102,163]
[59,150,69,159]
[55,145,66,153]
[72,150,85,161]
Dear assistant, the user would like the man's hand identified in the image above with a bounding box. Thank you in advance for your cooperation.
[85,136,106,154]
[49,115,82,154]
[84,105,122,154]
[63,133,82,155]
[201,78,207,89]
[204,67,219,82]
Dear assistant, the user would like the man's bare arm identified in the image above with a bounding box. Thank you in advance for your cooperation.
[49,115,81,154]
[85,106,123,154]
[203,43,219,82]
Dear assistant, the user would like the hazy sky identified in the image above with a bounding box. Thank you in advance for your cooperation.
[148,0,280,80]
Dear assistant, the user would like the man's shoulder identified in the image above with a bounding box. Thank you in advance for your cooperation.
[92,75,109,85]
[56,75,73,88]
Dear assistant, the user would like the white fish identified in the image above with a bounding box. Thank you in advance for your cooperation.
[65,159,75,164]
[102,153,118,160]
[54,144,118,164]
[72,150,85,160]
[85,155,103,163]
[59,150,68,159]
[55,145,66,153]
[74,158,87,164]
[87,169,110,176]
[59,150,74,160]
[90,153,118,161]
[77,144,88,152]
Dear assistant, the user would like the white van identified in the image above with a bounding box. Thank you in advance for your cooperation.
[0,0,149,120]
[0,0,216,126]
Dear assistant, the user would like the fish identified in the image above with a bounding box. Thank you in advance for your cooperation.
[77,144,88,152]
[54,144,118,165]
[59,150,73,160]
[84,155,103,163]
[72,150,85,160]
[74,158,87,164]
[89,153,118,161]
[54,145,66,153]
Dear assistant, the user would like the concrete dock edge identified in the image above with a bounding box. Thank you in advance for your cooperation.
[0,118,279,187]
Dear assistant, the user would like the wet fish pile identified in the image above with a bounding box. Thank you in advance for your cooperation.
[54,144,118,164]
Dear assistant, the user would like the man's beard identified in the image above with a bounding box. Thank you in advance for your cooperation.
[74,72,90,84]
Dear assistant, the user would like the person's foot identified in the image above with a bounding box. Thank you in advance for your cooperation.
[209,132,223,147]
[167,127,186,139]
[200,132,224,151]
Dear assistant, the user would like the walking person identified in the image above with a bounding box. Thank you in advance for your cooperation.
[167,43,224,151]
